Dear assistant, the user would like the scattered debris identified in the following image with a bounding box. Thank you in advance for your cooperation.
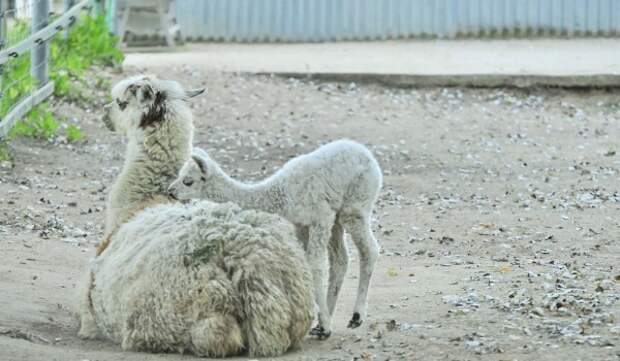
[0,328,50,344]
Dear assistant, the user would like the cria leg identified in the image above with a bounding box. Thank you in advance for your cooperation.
[306,224,332,339]
[342,213,379,328]
[327,221,348,317]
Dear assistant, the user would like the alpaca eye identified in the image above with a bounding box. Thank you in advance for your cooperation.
[183,178,194,187]
[116,99,128,110]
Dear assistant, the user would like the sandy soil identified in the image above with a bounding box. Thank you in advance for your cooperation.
[0,66,619,361]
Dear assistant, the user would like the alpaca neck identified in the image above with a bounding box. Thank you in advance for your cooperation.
[212,169,279,213]
[117,114,192,200]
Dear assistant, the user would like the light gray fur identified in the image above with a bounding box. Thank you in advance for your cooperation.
[102,75,199,237]
[83,200,314,357]
[79,76,315,357]
[80,75,203,340]
[169,139,382,334]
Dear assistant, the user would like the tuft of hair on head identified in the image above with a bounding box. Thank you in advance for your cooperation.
[139,87,168,129]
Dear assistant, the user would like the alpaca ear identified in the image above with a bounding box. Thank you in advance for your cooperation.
[192,155,209,177]
[185,88,206,99]
[192,147,208,158]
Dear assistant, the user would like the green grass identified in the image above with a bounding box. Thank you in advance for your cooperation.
[50,15,124,102]
[0,142,12,162]
[0,21,36,121]
[1,15,123,140]
[65,124,83,142]
[10,104,59,140]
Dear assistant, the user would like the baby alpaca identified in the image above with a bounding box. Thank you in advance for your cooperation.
[81,201,314,357]
[168,139,382,338]
[101,75,204,246]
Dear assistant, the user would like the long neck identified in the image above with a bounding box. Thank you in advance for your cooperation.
[210,168,280,213]
[117,112,193,201]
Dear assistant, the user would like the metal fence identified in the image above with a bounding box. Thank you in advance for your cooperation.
[173,0,620,42]
[0,0,97,138]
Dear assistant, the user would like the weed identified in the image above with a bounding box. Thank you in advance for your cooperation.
[10,104,59,140]
[0,141,12,162]
[65,124,83,142]
[0,54,35,120]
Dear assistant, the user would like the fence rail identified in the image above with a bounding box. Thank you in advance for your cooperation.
[0,0,96,138]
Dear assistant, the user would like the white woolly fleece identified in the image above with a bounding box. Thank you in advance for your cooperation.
[83,200,314,357]
[103,75,196,237]
[169,139,382,335]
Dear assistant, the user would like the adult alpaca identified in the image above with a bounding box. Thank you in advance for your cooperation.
[82,200,315,357]
[99,75,203,254]
[78,76,314,357]
[79,75,204,337]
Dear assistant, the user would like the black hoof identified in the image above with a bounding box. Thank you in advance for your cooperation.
[309,325,331,340]
[347,312,363,328]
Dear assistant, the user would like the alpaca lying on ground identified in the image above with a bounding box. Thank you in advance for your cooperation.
[100,75,203,252]
[80,75,203,338]
[168,139,383,338]
[83,200,314,357]
[78,76,314,357]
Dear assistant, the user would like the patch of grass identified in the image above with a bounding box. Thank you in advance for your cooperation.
[0,20,36,120]
[0,53,35,120]
[1,15,123,139]
[50,15,123,102]
[65,124,83,142]
[54,15,124,68]
[10,104,60,140]
[0,142,12,162]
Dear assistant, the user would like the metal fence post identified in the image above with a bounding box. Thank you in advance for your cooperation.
[31,0,50,86]
[92,0,103,17]
[63,0,75,38]
[0,0,5,103]
[0,0,5,50]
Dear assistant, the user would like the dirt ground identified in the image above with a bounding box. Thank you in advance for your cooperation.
[0,66,619,361]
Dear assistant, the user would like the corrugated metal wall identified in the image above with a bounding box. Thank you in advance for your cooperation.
[175,0,620,42]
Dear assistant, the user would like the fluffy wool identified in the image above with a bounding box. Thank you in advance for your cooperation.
[169,139,383,337]
[80,200,314,357]
[101,75,203,241]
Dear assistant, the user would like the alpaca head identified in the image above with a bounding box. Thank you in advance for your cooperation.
[168,148,219,201]
[103,75,205,135]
